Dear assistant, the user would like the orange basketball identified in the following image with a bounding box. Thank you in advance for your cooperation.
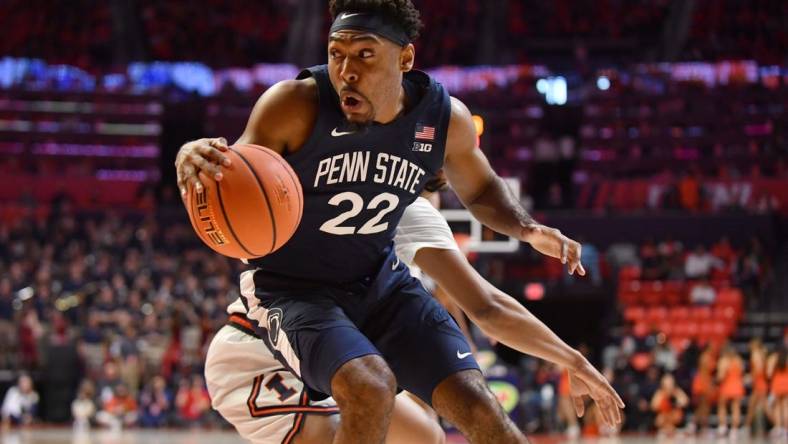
[185,144,303,259]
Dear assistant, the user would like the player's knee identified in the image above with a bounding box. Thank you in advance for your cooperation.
[433,370,503,425]
[331,355,396,411]
[461,386,504,425]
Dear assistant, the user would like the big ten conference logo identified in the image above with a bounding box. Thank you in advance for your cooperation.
[412,141,432,153]
[195,190,229,246]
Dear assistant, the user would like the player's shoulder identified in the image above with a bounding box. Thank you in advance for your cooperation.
[449,96,473,120]
[238,77,318,152]
[263,77,318,111]
[445,96,476,149]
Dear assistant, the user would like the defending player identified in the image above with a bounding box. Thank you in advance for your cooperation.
[205,189,622,444]
[177,1,624,442]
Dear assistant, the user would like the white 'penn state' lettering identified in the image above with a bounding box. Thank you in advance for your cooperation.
[314,151,426,194]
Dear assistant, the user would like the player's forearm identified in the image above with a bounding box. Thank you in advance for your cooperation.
[471,283,583,370]
[465,176,534,240]
[415,248,583,369]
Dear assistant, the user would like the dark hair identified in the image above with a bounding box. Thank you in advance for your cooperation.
[329,0,423,42]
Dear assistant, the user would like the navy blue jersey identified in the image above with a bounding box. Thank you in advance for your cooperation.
[249,65,451,283]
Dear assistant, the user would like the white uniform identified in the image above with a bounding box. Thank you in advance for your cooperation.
[205,197,459,444]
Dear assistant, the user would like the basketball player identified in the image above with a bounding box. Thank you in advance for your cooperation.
[205,188,623,444]
[176,1,623,442]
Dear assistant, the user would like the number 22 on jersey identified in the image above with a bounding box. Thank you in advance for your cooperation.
[319,192,399,235]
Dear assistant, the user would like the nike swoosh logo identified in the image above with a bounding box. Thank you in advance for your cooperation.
[331,128,355,137]
[340,12,363,19]
[457,351,472,359]
[391,257,400,271]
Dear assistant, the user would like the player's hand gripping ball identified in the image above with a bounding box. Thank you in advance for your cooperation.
[184,144,303,259]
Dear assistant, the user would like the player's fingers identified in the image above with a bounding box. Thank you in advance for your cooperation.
[615,392,625,409]
[197,143,232,168]
[176,171,187,197]
[600,400,614,428]
[180,162,194,183]
[606,408,617,428]
[577,262,587,276]
[604,398,617,425]
[187,151,224,181]
[604,384,626,409]
[573,396,585,417]
[614,399,623,424]
[189,174,203,194]
[560,241,568,264]
[209,137,229,152]
[594,398,610,425]
[180,163,203,193]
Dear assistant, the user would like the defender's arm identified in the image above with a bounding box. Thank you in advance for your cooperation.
[443,97,584,275]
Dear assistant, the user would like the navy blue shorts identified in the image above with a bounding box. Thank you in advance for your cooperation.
[241,249,479,405]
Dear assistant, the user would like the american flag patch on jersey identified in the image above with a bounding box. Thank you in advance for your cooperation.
[414,123,435,141]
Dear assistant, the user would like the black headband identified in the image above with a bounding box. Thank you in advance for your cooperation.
[329,11,410,46]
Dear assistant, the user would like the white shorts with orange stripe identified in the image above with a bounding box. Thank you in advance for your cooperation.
[205,324,339,444]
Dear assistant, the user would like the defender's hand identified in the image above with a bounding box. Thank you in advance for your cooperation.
[521,224,585,275]
[175,137,232,196]
[568,362,625,428]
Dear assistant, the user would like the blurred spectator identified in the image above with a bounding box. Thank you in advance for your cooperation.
[556,368,579,439]
[711,237,737,266]
[96,361,122,405]
[689,278,717,305]
[0,278,14,369]
[650,374,688,436]
[71,380,96,433]
[745,339,769,434]
[653,341,678,373]
[630,366,660,433]
[658,237,685,280]
[41,312,81,422]
[684,245,722,279]
[607,242,640,269]
[1,374,39,430]
[175,375,211,427]
[678,172,701,211]
[17,308,44,370]
[717,346,745,437]
[79,310,106,376]
[768,348,788,439]
[690,346,717,433]
[96,384,138,431]
[139,376,171,428]
[640,239,661,280]
[580,240,601,286]
[738,237,768,309]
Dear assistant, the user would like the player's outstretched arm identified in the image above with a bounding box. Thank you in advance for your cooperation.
[443,97,584,275]
[413,246,624,426]
[174,78,317,197]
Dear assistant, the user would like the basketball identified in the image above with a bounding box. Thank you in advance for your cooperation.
[185,144,303,260]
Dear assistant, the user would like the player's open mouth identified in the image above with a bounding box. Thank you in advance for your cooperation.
[340,93,365,114]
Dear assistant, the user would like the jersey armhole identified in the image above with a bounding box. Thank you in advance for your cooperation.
[285,67,334,162]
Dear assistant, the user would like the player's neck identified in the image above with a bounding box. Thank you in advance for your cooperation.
[374,85,408,125]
